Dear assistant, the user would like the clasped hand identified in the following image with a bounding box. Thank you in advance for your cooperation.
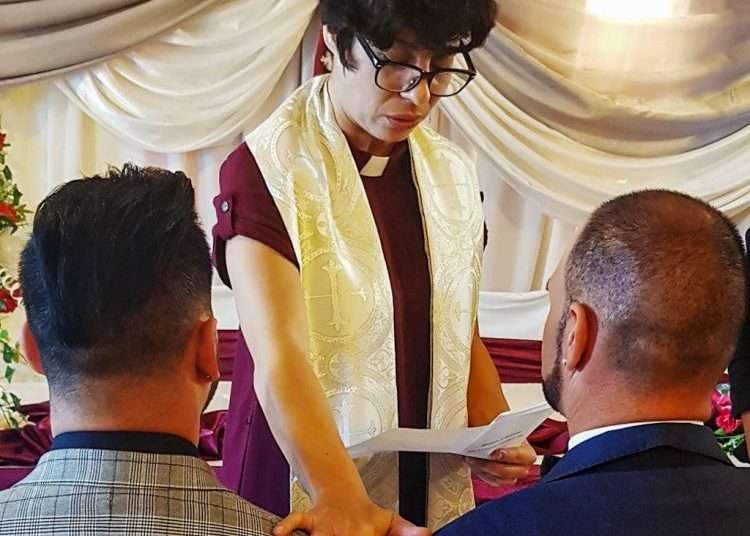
[464,440,536,487]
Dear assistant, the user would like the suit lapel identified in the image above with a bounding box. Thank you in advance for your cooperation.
[543,423,732,483]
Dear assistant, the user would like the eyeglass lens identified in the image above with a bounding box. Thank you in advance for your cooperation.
[376,64,472,96]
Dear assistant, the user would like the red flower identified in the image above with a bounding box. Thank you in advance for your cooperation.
[711,391,732,413]
[0,202,17,224]
[0,288,18,314]
[717,412,742,434]
[0,132,6,147]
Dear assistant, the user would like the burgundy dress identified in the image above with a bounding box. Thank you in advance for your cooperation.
[213,140,470,525]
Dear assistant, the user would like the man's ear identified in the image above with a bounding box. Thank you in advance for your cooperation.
[564,302,595,371]
[194,316,219,384]
[21,322,44,376]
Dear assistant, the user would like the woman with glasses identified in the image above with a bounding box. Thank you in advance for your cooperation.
[212,1,535,534]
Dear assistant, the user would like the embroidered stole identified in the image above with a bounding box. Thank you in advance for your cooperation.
[247,76,483,529]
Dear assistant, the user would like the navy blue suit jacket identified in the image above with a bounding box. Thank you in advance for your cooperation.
[439,424,750,535]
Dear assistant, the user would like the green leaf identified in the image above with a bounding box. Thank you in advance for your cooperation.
[12,187,22,206]
[2,166,10,181]
[9,393,20,407]
[2,343,18,364]
[4,366,14,383]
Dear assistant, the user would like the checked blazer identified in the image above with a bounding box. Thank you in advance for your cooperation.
[0,448,300,535]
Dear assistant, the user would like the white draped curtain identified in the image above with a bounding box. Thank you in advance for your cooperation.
[2,0,750,348]
[55,0,318,152]
[0,0,221,85]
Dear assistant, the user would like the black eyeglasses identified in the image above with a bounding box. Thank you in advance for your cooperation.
[356,35,476,97]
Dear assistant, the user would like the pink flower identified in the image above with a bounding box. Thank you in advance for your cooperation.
[711,391,732,413]
[717,412,742,434]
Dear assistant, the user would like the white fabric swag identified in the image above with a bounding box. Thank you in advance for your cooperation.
[440,0,750,225]
[56,0,318,153]
[0,0,220,86]
[481,0,750,158]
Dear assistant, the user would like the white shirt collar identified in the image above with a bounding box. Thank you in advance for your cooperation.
[360,155,390,177]
[568,420,705,451]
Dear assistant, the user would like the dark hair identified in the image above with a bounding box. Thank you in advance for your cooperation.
[19,164,212,390]
[321,0,496,69]
[566,190,746,387]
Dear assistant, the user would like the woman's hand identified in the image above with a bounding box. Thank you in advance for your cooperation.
[273,495,431,536]
[465,440,536,486]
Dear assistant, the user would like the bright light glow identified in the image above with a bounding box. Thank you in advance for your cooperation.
[586,0,689,22]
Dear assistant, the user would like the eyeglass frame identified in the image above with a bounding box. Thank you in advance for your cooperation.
[355,35,477,97]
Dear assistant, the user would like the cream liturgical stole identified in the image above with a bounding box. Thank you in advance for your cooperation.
[247,76,483,529]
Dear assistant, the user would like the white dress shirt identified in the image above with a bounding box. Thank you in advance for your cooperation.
[568,420,705,451]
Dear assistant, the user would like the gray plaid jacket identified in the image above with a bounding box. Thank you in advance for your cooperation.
[0,448,296,535]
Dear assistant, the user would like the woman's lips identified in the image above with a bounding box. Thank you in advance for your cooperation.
[386,115,421,129]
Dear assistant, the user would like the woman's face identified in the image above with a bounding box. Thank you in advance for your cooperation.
[328,31,456,152]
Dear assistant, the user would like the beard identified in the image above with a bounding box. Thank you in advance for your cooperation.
[542,312,566,413]
[202,380,219,413]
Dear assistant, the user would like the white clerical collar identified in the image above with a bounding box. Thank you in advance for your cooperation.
[360,155,390,177]
[568,420,704,451]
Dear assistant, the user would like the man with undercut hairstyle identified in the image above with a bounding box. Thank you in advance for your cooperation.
[0,165,300,536]
[440,190,750,535]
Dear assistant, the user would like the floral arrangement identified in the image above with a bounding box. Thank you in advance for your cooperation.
[710,383,745,458]
[0,122,30,429]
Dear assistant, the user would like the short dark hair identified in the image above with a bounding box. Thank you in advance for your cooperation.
[566,190,746,387]
[19,164,212,391]
[321,0,496,69]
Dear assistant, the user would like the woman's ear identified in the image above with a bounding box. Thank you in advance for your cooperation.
[323,25,338,58]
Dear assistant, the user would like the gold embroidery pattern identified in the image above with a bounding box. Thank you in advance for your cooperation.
[410,127,483,529]
[247,77,482,529]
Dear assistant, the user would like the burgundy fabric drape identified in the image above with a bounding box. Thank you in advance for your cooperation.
[218,329,241,380]
[1,332,568,497]
[0,402,52,467]
[484,338,544,383]
[0,402,225,465]
[218,330,547,384]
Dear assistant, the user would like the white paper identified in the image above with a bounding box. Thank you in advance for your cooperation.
[347,402,554,460]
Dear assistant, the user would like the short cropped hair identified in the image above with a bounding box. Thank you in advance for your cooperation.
[321,0,497,69]
[566,190,746,386]
[19,164,212,390]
